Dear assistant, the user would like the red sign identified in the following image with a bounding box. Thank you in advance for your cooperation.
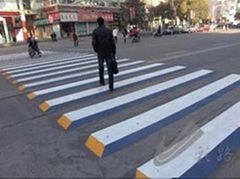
[78,10,113,22]
[0,11,20,17]
[48,13,60,23]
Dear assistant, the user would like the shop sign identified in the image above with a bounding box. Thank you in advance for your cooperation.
[48,13,60,23]
[0,1,18,11]
[42,5,58,13]
[34,19,50,26]
[0,11,20,17]
[60,12,78,22]
[101,13,113,22]
[78,10,113,22]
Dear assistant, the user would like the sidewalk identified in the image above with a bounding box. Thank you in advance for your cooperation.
[0,38,53,48]
[0,32,155,48]
[0,36,92,48]
[209,29,240,34]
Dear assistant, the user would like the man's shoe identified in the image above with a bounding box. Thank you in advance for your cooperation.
[109,87,114,91]
[100,81,105,86]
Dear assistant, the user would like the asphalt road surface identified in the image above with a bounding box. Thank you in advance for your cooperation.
[0,32,240,178]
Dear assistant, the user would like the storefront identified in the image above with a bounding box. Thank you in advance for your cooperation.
[0,11,22,43]
[35,11,78,39]
[76,9,114,35]
[35,4,119,38]
[35,4,120,39]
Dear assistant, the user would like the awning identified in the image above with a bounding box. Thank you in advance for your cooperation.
[0,11,20,17]
[34,19,50,26]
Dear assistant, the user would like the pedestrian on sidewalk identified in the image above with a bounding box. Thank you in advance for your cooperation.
[122,27,128,43]
[113,27,118,44]
[51,31,57,42]
[73,32,79,47]
[92,17,116,91]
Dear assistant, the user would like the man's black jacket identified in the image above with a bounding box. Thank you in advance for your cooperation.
[92,25,116,57]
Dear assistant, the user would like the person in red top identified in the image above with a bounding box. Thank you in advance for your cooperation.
[130,27,138,38]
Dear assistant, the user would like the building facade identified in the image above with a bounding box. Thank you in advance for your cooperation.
[34,0,120,39]
[0,0,42,43]
[0,0,121,43]
[212,0,239,24]
[142,0,167,7]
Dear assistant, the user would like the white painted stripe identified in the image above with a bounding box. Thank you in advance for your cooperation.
[16,59,136,82]
[164,50,186,56]
[23,63,163,88]
[154,42,240,62]
[45,66,185,109]
[30,60,146,96]
[64,69,213,123]
[137,101,240,178]
[10,57,101,78]
[2,54,94,71]
[6,56,97,74]
[91,74,239,147]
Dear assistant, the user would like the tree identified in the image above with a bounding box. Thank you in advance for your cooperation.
[174,0,210,23]
[235,12,240,20]
[149,2,174,20]
[189,0,209,23]
[120,0,146,27]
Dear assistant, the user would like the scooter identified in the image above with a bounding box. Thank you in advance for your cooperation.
[132,35,141,43]
[28,46,42,58]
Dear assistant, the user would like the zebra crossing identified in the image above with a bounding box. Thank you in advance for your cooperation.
[0,52,240,178]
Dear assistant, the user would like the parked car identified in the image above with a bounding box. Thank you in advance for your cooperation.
[173,26,182,34]
[163,26,173,35]
[197,26,204,32]
[188,26,197,33]
[180,27,190,33]
[203,25,210,31]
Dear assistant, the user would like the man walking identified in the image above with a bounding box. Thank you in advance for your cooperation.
[92,17,116,91]
[73,32,79,47]
[122,27,128,43]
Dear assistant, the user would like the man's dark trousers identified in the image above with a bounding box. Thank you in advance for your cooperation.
[98,55,113,90]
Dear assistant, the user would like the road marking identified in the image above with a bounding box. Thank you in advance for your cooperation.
[16,58,132,85]
[213,42,226,46]
[164,50,186,56]
[153,42,240,62]
[17,60,154,87]
[1,54,94,71]
[17,58,131,91]
[39,65,185,112]
[58,70,213,131]
[85,74,240,158]
[15,60,145,87]
[9,57,100,78]
[27,60,146,98]
[5,56,97,75]
[136,101,240,178]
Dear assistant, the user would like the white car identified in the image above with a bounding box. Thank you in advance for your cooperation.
[189,26,197,33]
